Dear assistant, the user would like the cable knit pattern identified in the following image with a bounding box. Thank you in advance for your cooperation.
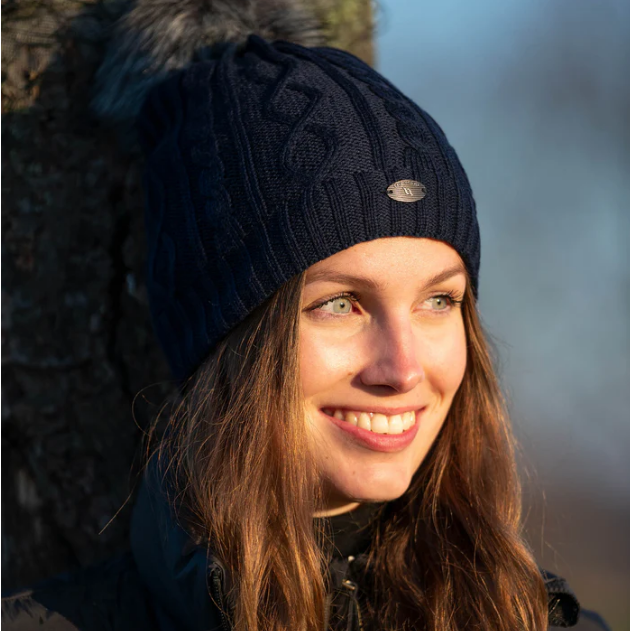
[138,34,481,380]
[308,45,480,280]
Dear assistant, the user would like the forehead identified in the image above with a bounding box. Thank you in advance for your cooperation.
[305,237,466,287]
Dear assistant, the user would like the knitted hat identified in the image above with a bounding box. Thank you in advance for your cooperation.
[132,34,480,380]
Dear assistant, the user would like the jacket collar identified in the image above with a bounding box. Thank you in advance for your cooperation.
[130,457,581,629]
[130,457,228,631]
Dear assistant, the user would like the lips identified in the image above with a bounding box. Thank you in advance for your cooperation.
[319,408,424,453]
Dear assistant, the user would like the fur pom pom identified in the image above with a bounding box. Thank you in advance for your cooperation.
[92,0,323,124]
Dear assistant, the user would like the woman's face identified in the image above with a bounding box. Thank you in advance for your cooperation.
[300,237,467,514]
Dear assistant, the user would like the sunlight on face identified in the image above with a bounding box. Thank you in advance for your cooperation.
[299,237,468,515]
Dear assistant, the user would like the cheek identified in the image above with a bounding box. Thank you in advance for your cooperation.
[425,319,467,397]
[299,326,359,399]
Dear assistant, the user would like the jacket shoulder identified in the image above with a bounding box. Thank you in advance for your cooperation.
[2,552,158,631]
[542,568,611,630]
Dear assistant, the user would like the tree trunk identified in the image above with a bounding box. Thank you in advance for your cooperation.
[2,0,373,589]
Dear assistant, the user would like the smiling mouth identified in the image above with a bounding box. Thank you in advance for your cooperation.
[321,408,418,435]
[319,408,423,453]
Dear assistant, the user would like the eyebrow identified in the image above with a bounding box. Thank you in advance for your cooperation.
[305,264,467,292]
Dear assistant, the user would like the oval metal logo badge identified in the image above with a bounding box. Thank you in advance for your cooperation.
[386,180,426,202]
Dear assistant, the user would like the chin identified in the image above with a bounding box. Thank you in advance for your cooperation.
[330,470,413,504]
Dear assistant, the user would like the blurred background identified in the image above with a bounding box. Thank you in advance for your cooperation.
[375,0,628,627]
[3,0,628,628]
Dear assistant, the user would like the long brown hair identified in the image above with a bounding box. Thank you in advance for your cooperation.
[150,269,548,631]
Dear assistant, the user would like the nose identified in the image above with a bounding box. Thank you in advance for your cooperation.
[359,316,425,394]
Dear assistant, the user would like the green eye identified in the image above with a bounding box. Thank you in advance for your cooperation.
[312,292,360,316]
[427,295,452,310]
[329,297,354,314]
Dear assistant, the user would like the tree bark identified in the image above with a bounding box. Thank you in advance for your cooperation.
[2,0,373,589]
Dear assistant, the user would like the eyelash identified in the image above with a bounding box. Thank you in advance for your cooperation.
[308,290,464,317]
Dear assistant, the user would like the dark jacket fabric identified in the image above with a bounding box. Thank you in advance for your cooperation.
[2,462,611,631]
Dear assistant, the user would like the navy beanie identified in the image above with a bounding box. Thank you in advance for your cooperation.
[137,34,480,381]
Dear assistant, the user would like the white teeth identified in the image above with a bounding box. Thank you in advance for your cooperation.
[371,414,389,434]
[325,408,417,434]
[357,412,372,431]
[402,411,414,430]
[388,415,403,434]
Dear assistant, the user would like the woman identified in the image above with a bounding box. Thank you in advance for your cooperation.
[2,1,610,630]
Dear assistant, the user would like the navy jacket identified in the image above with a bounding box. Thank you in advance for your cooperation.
[2,463,611,630]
